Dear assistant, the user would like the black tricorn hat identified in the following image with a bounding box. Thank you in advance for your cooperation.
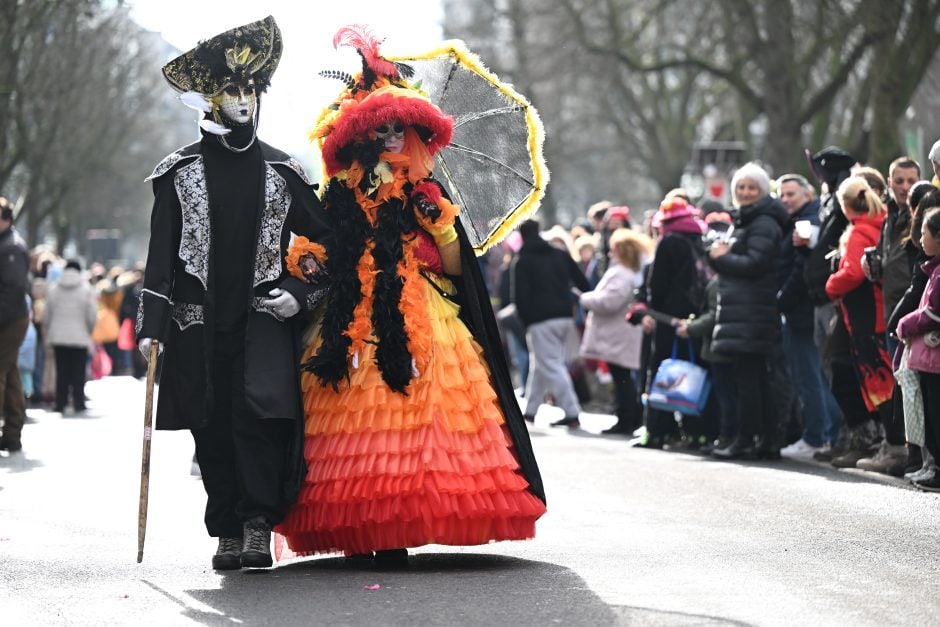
[806,146,856,186]
[161,15,282,97]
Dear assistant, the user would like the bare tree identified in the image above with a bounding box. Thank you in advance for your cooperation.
[3,1,192,255]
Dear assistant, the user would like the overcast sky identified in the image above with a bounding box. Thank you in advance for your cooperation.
[129,0,444,166]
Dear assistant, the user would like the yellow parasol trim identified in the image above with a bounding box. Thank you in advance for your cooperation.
[390,40,550,255]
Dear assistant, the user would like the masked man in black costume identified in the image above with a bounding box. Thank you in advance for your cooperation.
[137,16,329,570]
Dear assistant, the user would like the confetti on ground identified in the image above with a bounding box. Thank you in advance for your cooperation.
[363,584,381,590]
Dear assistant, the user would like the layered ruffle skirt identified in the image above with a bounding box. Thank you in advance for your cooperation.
[276,278,546,555]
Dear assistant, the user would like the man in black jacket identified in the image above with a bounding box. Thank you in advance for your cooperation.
[511,219,590,427]
[0,198,29,452]
[775,174,841,458]
[137,17,329,570]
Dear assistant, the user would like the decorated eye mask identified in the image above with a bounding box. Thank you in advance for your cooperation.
[375,120,405,153]
[375,121,405,138]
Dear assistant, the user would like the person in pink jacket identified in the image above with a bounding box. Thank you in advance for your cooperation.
[578,228,652,434]
[897,206,940,491]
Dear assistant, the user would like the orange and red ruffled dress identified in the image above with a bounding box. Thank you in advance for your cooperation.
[276,272,546,555]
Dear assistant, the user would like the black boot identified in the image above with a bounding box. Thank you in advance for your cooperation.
[240,517,273,568]
[212,536,242,571]
[374,548,409,569]
[756,436,782,461]
[550,416,581,429]
[602,421,632,435]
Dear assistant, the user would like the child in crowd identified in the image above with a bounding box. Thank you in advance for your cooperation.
[897,206,940,491]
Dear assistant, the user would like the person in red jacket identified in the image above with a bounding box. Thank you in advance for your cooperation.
[824,176,894,468]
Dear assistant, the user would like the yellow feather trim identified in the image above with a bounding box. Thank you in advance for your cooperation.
[390,40,550,255]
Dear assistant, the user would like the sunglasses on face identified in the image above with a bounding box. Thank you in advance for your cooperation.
[375,121,405,137]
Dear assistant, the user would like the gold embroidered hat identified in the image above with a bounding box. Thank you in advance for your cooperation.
[161,15,282,97]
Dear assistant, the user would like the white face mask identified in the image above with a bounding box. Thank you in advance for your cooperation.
[375,120,405,153]
[218,83,257,124]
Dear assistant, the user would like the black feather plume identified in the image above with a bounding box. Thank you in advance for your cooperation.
[318,69,356,90]
[394,62,415,79]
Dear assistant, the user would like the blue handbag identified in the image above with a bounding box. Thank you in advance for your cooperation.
[646,337,711,416]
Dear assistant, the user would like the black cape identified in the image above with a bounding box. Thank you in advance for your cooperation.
[451,219,546,504]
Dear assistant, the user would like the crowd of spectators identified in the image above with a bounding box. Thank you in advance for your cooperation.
[494,143,940,491]
[0,218,148,453]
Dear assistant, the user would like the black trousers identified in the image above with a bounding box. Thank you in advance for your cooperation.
[192,332,292,538]
[922,372,940,460]
[733,353,777,441]
[53,345,87,411]
[831,361,878,429]
[608,364,641,431]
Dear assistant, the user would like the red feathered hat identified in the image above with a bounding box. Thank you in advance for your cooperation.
[315,25,454,176]
[320,85,453,176]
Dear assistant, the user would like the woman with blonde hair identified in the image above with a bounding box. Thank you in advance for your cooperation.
[824,176,894,467]
[579,228,651,434]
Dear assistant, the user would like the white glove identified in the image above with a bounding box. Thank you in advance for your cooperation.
[265,288,300,319]
[138,338,163,360]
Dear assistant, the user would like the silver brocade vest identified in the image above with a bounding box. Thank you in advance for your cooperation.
[140,146,314,333]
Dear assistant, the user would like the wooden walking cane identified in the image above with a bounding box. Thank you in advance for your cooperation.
[137,341,160,563]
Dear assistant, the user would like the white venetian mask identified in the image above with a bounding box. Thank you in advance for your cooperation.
[218,82,257,125]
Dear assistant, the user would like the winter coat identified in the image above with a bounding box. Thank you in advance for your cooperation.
[878,198,918,321]
[888,249,930,335]
[512,238,590,327]
[711,195,788,356]
[825,212,886,331]
[0,227,29,329]
[44,269,97,348]
[776,199,819,331]
[642,227,706,368]
[897,255,940,374]
[578,261,643,369]
[826,211,894,410]
[140,139,330,431]
[684,276,730,364]
[803,195,849,306]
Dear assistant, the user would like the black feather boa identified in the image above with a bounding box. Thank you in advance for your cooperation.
[304,169,421,394]
[302,180,369,389]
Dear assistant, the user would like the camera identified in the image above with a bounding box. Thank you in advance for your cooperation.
[863,246,882,281]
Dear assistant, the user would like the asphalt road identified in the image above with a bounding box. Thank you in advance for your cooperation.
[2,376,938,626]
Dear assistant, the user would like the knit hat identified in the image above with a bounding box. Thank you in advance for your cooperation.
[605,205,631,224]
[653,196,696,225]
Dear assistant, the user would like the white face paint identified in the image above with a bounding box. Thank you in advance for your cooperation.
[375,119,405,153]
[218,83,256,124]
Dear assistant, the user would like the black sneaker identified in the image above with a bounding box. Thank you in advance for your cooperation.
[212,536,242,570]
[550,416,580,429]
[913,474,940,493]
[240,517,273,568]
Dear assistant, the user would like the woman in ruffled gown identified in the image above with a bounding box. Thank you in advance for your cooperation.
[275,26,545,565]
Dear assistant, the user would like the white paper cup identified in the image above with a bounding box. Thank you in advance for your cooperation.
[795,220,812,239]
